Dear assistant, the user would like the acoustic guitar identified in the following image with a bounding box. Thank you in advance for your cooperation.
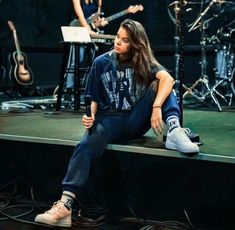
[8,20,34,86]
[70,4,144,32]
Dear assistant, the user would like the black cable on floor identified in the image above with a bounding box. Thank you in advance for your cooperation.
[0,198,54,228]
[113,202,193,230]
[117,216,190,230]
[0,182,54,228]
[72,204,110,227]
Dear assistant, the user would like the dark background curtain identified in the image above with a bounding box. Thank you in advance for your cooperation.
[0,0,234,87]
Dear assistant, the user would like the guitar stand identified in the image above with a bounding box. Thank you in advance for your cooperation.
[7,83,43,100]
[0,69,19,100]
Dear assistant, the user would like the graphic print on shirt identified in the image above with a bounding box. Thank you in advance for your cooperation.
[115,71,133,110]
[101,68,136,110]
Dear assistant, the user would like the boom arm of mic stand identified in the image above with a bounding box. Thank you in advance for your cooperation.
[189,0,216,32]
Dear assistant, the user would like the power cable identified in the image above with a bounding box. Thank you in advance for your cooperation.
[114,202,193,230]
[0,182,53,228]
[73,204,110,227]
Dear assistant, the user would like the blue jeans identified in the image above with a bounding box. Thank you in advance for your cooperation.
[62,83,180,195]
[65,45,86,88]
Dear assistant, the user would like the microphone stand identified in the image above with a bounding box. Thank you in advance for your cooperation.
[169,0,201,143]
[170,0,186,125]
[189,0,218,32]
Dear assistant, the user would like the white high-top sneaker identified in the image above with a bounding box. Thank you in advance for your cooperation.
[166,127,199,154]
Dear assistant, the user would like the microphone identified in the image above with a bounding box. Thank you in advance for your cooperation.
[84,95,92,135]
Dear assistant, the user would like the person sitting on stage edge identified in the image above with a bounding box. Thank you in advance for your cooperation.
[35,19,200,227]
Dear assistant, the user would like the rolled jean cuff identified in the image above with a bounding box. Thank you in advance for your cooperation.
[62,186,79,197]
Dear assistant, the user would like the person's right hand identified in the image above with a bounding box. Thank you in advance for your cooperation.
[94,17,108,28]
[151,107,164,135]
[82,114,95,129]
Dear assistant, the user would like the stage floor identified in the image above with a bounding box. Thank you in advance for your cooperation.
[0,97,234,164]
[0,96,235,230]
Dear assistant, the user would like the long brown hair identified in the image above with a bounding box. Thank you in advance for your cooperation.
[120,19,161,86]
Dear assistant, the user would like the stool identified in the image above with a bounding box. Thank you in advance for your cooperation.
[56,41,95,112]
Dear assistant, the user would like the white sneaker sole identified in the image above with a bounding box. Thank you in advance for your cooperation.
[35,215,72,227]
[166,142,199,154]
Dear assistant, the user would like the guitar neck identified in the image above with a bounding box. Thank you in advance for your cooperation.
[13,31,22,55]
[105,9,128,23]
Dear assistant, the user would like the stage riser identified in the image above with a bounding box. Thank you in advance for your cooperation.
[0,139,235,229]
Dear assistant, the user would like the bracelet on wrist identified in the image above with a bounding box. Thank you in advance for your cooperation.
[152,105,161,109]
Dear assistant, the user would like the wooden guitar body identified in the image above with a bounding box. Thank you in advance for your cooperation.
[9,51,34,86]
[8,20,34,87]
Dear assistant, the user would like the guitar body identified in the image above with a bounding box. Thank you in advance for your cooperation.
[8,20,34,88]
[69,12,100,27]
[69,19,81,27]
[9,51,34,86]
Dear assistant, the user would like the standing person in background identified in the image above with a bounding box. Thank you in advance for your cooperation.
[65,0,108,93]
[35,19,199,228]
[70,0,108,34]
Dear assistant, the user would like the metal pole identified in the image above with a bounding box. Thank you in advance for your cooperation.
[171,0,185,126]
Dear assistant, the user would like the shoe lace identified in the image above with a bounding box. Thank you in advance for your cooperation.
[177,128,191,142]
[47,201,64,214]
[182,127,192,135]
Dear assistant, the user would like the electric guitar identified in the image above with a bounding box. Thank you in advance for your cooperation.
[70,4,144,31]
[8,20,34,86]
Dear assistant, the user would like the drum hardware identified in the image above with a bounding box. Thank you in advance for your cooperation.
[168,0,204,27]
[169,0,187,124]
[168,1,201,142]
[188,0,222,32]
[213,41,235,106]
[182,0,233,111]
[169,0,234,111]
[210,77,234,106]
[185,20,226,111]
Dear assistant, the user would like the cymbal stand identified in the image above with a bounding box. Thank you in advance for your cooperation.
[189,0,218,32]
[183,0,228,111]
[183,20,224,111]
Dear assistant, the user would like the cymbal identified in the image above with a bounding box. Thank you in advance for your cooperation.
[191,0,235,5]
[184,1,203,4]
[223,6,235,13]
[223,1,235,5]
